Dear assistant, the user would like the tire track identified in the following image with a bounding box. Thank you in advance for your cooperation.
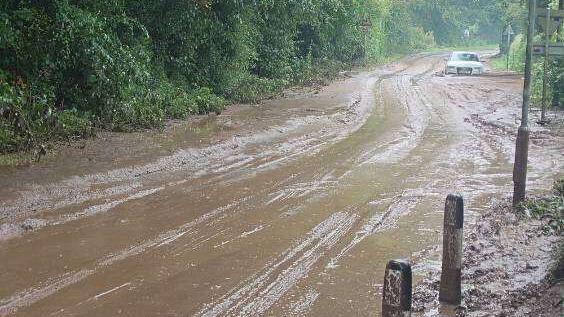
[194,211,358,317]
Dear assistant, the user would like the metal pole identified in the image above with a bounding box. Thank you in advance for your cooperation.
[513,49,516,71]
[556,0,564,35]
[561,0,564,32]
[506,25,513,71]
[555,0,563,108]
[507,30,511,70]
[364,30,367,63]
[513,0,536,207]
[541,7,551,122]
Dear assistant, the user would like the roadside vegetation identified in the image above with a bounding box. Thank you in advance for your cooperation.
[0,1,532,155]
[516,178,564,235]
[490,0,563,109]
[491,33,563,108]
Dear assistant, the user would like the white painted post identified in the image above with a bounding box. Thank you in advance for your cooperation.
[439,194,464,305]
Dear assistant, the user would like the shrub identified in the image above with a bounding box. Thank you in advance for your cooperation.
[190,87,227,115]
[56,109,93,138]
[0,0,512,153]
[225,74,286,104]
[516,179,564,235]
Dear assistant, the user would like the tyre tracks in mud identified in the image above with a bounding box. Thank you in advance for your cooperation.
[1,53,562,317]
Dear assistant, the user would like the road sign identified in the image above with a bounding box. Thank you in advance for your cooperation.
[533,42,564,57]
[536,8,563,33]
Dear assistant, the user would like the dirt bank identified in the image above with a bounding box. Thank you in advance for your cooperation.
[413,193,562,317]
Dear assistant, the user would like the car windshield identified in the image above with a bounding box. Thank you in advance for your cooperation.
[450,53,479,62]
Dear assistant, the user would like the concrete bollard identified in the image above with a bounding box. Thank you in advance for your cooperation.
[513,126,530,206]
[439,194,464,305]
[382,259,412,317]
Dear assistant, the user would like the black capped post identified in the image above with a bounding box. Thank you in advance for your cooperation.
[382,259,412,317]
[439,194,464,305]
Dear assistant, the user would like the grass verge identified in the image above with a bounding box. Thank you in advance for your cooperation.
[516,178,564,236]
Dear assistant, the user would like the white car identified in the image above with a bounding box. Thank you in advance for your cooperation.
[444,51,485,75]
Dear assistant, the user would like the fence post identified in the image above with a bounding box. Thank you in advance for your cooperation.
[382,259,412,317]
[439,194,464,305]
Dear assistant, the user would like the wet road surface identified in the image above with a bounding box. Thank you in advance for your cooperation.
[1,53,562,316]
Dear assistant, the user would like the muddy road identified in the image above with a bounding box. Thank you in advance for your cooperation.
[0,53,562,317]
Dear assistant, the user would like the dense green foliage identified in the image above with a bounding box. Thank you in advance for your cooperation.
[409,0,513,44]
[0,0,515,153]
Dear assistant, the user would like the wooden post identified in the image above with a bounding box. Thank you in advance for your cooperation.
[439,194,464,305]
[382,259,412,317]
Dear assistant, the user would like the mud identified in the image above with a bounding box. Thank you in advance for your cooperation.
[0,52,563,316]
[412,198,562,317]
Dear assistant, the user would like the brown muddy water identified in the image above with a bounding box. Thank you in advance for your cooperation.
[0,53,562,317]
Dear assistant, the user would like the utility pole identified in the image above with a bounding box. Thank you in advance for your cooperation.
[506,25,514,71]
[555,0,564,109]
[513,0,536,206]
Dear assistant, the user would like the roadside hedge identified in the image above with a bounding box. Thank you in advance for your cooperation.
[0,0,507,153]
